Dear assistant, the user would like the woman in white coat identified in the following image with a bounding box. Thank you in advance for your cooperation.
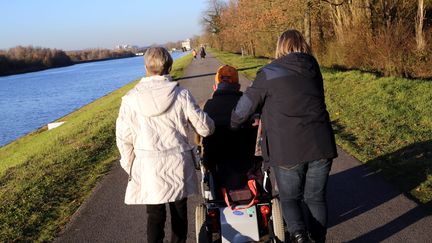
[116,47,214,243]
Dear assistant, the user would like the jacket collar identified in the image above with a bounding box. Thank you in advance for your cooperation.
[139,74,172,83]
[212,89,242,97]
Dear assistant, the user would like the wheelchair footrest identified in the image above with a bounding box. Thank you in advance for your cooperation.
[219,205,260,243]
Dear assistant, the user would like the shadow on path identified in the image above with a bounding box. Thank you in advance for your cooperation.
[175,65,262,81]
[327,140,432,242]
[367,140,432,206]
[175,72,216,81]
[328,162,400,227]
[347,202,431,242]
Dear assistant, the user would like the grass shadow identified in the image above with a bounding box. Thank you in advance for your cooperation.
[331,119,358,145]
[321,65,384,78]
[323,64,432,81]
[367,140,432,206]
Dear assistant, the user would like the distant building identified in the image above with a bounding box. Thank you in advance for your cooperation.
[115,44,138,50]
[181,39,191,51]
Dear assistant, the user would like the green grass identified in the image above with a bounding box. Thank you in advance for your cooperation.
[210,48,432,205]
[209,48,270,80]
[0,53,192,242]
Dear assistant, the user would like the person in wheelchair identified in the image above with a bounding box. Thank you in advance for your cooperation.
[195,65,285,243]
[199,65,262,202]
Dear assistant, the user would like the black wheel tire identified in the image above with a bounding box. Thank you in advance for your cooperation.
[195,204,209,243]
[271,198,285,242]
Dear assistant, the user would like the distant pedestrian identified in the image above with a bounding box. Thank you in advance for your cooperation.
[200,46,206,59]
[192,48,197,59]
[231,29,337,243]
[116,47,214,243]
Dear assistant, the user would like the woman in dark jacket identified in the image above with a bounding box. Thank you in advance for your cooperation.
[231,29,337,243]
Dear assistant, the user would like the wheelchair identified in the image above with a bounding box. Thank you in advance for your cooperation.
[194,147,286,243]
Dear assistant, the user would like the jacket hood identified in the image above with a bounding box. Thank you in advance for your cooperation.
[123,75,179,117]
[270,52,319,79]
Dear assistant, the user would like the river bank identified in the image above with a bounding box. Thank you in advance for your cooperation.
[0,56,144,147]
[0,52,187,147]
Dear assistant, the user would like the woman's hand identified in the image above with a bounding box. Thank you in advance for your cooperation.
[251,113,261,126]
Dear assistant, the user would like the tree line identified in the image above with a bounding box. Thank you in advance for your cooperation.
[0,46,135,76]
[67,48,135,62]
[200,0,432,78]
[0,46,72,76]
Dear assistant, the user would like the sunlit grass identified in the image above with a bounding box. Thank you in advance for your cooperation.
[0,53,192,242]
[210,49,432,206]
[209,48,269,79]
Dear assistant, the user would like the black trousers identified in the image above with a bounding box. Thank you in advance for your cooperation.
[146,198,188,243]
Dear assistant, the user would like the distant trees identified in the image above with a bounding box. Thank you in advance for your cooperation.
[202,0,303,57]
[164,40,184,51]
[67,49,135,62]
[201,0,227,50]
[0,46,136,76]
[0,46,72,76]
[201,0,432,78]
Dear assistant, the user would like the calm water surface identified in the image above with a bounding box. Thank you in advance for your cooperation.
[0,52,186,147]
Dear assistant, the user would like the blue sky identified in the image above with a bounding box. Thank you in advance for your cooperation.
[0,0,207,50]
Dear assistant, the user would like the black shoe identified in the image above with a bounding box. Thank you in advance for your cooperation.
[290,230,310,243]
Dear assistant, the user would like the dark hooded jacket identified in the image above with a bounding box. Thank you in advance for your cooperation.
[231,53,337,167]
[202,86,260,189]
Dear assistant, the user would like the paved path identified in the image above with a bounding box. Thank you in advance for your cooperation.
[55,54,432,243]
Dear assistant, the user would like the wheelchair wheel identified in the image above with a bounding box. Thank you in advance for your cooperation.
[195,204,209,243]
[271,198,285,242]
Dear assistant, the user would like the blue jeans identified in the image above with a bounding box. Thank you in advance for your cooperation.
[273,159,332,243]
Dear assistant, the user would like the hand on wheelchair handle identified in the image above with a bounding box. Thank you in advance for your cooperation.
[261,163,270,173]
[192,145,203,170]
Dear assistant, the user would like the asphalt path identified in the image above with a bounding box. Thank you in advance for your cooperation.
[55,53,432,243]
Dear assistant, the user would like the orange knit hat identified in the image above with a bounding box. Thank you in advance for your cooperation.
[215,65,239,84]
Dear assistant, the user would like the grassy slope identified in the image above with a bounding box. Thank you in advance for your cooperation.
[0,54,193,242]
[210,49,432,205]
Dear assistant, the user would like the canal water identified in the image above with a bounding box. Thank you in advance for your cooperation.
[0,52,186,147]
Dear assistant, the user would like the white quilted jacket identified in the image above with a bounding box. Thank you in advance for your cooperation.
[116,75,214,204]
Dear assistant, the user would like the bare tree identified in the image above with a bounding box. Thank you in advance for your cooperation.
[416,0,426,51]
[304,0,348,48]
[201,0,226,49]
[305,0,312,46]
